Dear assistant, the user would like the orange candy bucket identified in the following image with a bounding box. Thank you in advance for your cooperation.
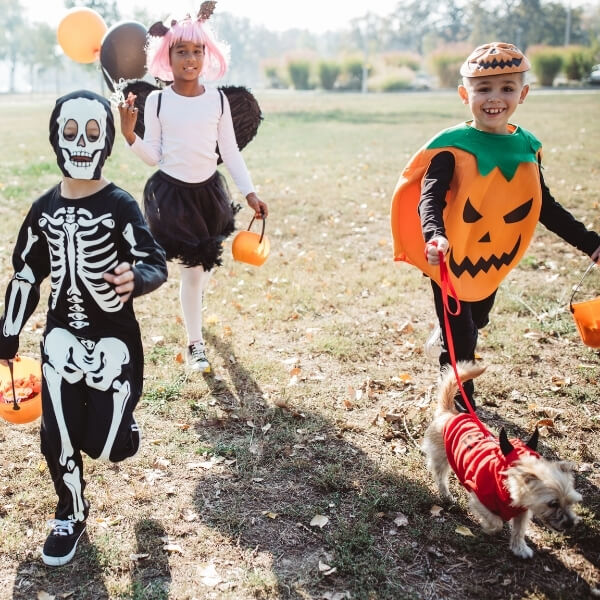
[570,262,600,348]
[231,216,270,266]
[0,356,43,424]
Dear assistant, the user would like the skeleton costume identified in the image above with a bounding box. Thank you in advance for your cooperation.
[0,90,167,525]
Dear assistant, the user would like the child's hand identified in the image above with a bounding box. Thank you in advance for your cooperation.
[117,101,138,146]
[425,236,449,265]
[103,262,135,303]
[246,192,268,218]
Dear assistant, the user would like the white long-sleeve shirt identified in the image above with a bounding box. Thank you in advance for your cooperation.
[130,85,255,196]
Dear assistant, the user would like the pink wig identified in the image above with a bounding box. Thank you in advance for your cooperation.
[146,17,229,82]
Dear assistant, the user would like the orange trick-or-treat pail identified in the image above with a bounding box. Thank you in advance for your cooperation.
[231,216,270,267]
[0,356,42,424]
[570,262,600,348]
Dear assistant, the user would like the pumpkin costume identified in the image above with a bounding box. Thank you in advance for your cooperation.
[390,42,600,408]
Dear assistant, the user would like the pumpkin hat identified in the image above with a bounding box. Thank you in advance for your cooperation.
[460,42,530,77]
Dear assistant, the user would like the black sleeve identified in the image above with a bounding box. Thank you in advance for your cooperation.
[418,151,455,242]
[118,195,168,298]
[538,164,600,257]
[0,204,50,359]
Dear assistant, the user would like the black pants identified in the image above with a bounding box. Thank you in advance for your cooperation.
[40,330,142,522]
[430,280,497,410]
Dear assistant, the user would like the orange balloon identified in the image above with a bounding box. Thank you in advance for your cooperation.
[57,7,107,64]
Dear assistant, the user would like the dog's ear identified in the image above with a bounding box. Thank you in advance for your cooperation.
[499,427,514,456]
[525,427,539,451]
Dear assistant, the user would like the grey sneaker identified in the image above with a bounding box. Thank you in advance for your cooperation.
[41,518,86,566]
[424,324,442,359]
[187,342,211,373]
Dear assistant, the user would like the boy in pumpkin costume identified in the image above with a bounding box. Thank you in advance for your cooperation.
[390,42,600,409]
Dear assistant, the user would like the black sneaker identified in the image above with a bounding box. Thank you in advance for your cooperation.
[41,518,86,566]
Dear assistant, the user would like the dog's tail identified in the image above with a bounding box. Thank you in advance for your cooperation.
[437,361,486,414]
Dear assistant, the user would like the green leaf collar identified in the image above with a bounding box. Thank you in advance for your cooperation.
[426,122,542,181]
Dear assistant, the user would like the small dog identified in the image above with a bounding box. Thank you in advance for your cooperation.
[422,362,582,558]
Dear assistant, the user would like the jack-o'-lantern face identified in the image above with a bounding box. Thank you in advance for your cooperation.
[444,164,540,296]
[460,42,530,77]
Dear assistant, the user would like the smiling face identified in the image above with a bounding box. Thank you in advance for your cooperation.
[459,74,529,134]
[169,40,205,82]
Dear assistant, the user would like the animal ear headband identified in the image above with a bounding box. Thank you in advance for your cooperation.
[460,42,530,77]
[148,1,217,37]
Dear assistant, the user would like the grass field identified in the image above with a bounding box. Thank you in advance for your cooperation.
[0,88,599,599]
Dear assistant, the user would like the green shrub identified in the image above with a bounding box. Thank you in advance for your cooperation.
[528,46,564,86]
[338,57,365,90]
[563,46,596,81]
[287,60,311,90]
[317,60,341,90]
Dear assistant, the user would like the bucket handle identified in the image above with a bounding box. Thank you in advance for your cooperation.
[247,214,266,245]
[570,261,597,312]
[7,359,20,412]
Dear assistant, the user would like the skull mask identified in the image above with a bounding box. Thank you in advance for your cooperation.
[49,90,115,180]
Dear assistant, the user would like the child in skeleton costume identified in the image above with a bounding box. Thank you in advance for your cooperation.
[0,90,168,567]
[390,43,600,410]
[118,2,268,374]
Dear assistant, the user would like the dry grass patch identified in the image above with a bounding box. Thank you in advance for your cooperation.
[0,90,599,599]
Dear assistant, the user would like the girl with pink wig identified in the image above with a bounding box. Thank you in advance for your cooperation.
[119,3,268,373]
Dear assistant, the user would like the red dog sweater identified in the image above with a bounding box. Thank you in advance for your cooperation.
[443,413,540,521]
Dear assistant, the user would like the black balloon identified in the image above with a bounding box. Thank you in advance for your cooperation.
[100,21,147,91]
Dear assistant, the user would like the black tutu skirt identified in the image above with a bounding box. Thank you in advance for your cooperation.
[143,170,241,270]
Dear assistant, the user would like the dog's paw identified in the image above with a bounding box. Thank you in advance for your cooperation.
[510,540,534,559]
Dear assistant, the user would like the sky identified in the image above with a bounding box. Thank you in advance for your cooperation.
[23,0,399,33]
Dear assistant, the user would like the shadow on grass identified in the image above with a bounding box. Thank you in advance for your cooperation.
[11,531,110,600]
[190,334,597,599]
[129,518,172,599]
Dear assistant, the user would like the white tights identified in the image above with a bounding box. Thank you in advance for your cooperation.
[179,265,213,345]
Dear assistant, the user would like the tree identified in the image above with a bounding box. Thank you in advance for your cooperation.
[0,0,26,92]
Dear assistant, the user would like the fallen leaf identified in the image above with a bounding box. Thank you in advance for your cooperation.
[130,553,150,561]
[262,423,272,433]
[175,352,184,364]
[393,512,408,527]
[198,563,222,587]
[37,593,55,600]
[163,543,184,555]
[318,560,337,576]
[430,505,444,517]
[264,511,279,519]
[455,525,475,537]
[310,514,329,528]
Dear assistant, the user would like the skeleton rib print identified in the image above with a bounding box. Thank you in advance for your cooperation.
[40,205,123,329]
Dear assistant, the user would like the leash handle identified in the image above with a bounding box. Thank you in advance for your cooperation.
[433,245,489,434]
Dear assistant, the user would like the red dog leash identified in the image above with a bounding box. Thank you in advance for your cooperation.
[432,244,490,436]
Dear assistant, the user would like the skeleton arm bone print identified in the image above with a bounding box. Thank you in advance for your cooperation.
[0,206,50,359]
